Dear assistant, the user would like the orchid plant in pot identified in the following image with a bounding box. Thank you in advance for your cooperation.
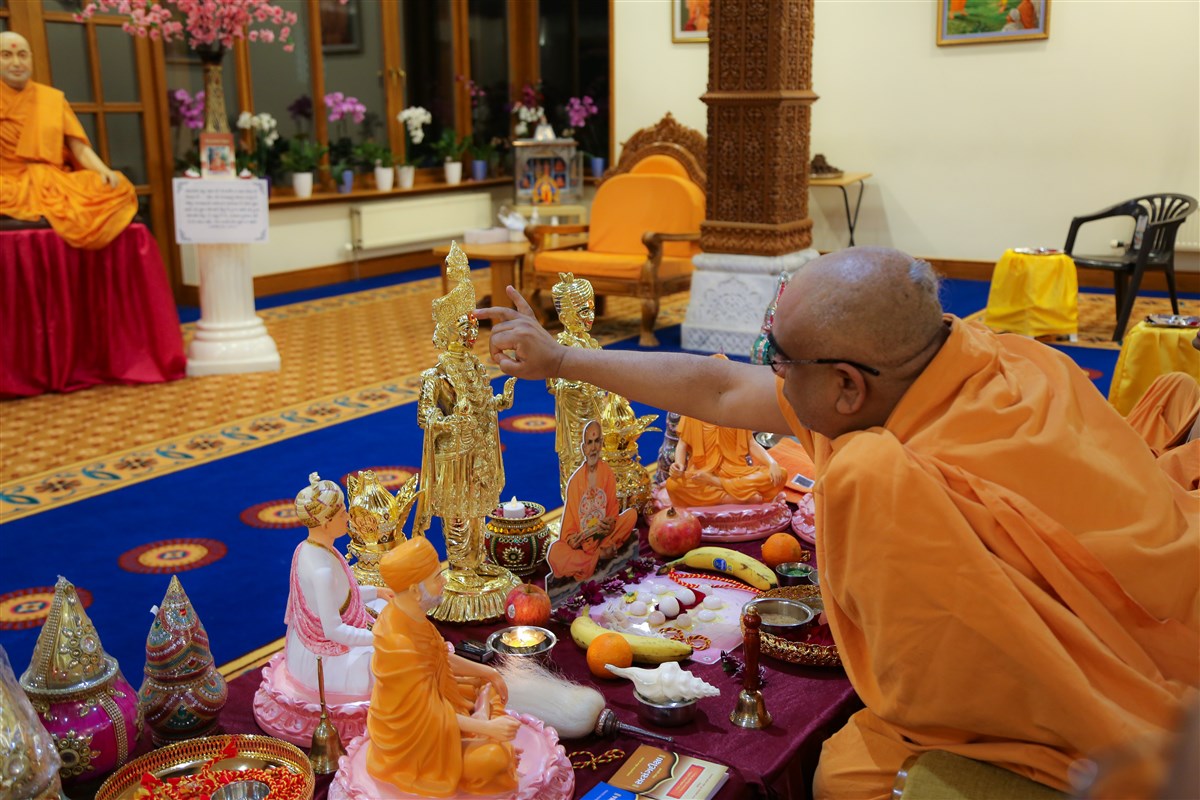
[432,129,470,186]
[566,95,604,178]
[78,0,306,135]
[280,137,327,198]
[396,105,431,189]
[355,141,394,191]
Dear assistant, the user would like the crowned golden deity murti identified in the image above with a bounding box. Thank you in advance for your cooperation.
[414,242,520,622]
[549,272,607,501]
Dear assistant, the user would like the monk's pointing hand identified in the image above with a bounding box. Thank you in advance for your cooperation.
[477,286,565,380]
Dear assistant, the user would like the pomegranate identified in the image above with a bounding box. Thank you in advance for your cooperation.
[647,506,703,557]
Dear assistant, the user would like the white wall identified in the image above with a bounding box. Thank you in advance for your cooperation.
[612,0,1200,268]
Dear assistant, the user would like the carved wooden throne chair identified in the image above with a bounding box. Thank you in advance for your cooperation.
[524,113,707,346]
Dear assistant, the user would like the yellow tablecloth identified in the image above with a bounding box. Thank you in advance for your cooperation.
[984,250,1078,337]
[1108,321,1200,416]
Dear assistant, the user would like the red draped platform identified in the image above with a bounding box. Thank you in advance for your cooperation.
[0,222,186,399]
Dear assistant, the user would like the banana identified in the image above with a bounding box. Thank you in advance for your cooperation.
[662,546,779,591]
[569,608,693,664]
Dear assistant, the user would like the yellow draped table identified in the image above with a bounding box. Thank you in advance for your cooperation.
[1108,321,1200,416]
[984,250,1078,338]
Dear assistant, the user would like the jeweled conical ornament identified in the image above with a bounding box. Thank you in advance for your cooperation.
[19,576,142,783]
[1,644,62,800]
[139,576,227,744]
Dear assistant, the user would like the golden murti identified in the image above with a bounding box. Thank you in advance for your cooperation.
[367,537,519,796]
[549,272,606,501]
[0,33,136,249]
[666,355,786,507]
[413,242,520,622]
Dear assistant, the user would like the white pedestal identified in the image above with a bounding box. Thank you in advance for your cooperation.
[186,243,280,376]
[682,248,820,355]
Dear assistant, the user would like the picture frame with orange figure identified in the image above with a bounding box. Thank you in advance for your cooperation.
[672,0,710,44]
[937,0,1050,46]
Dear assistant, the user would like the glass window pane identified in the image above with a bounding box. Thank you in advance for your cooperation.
[46,22,92,103]
[250,0,312,140]
[42,0,79,11]
[75,112,97,147]
[97,23,139,103]
[539,0,610,160]
[106,112,146,185]
[136,194,151,230]
[321,0,385,166]
[468,0,509,149]
[401,0,453,166]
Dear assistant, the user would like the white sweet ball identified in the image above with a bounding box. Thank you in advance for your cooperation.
[629,601,648,616]
[648,611,667,626]
[654,584,673,596]
[702,595,723,610]
[696,609,717,623]
[658,596,681,618]
[674,588,696,606]
[697,583,714,593]
[674,612,693,629]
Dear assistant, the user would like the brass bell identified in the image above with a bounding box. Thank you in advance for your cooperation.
[309,656,346,774]
[730,610,772,729]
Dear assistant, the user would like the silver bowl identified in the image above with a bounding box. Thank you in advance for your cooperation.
[485,626,557,661]
[634,693,698,728]
[743,597,815,641]
[774,561,815,587]
[212,780,271,800]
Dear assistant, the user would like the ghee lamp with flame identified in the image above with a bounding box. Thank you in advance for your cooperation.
[485,626,557,660]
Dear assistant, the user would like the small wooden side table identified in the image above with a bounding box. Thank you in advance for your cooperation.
[810,172,871,246]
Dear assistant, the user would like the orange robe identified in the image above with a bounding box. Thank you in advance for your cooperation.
[0,80,136,250]
[367,604,517,797]
[776,317,1198,799]
[665,416,784,506]
[1125,372,1200,456]
[548,459,636,580]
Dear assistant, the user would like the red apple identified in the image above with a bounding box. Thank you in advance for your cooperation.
[504,583,551,627]
[648,506,703,557]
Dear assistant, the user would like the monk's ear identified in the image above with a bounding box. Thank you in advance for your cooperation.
[832,364,867,416]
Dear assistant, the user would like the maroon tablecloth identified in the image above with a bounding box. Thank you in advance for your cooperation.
[69,536,860,800]
[0,223,186,398]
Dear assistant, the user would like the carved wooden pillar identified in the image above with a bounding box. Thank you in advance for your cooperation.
[700,0,817,257]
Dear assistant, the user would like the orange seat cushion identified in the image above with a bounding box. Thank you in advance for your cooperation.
[630,155,691,181]
[586,173,704,260]
[534,250,694,282]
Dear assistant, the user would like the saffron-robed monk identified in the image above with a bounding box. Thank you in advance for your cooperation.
[0,31,136,249]
[477,246,1199,799]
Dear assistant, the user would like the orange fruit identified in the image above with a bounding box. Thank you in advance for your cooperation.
[586,632,633,679]
[761,532,804,569]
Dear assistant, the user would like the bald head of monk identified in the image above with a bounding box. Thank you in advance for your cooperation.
[772,247,948,439]
[0,32,33,91]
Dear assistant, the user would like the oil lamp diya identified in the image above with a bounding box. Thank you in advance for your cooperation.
[19,576,142,783]
[485,626,557,660]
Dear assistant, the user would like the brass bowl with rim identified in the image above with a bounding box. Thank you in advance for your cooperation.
[742,585,841,668]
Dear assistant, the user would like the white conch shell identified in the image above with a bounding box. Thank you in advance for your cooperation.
[604,661,721,703]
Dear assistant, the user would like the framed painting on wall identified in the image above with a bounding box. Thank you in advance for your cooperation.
[937,0,1050,46]
[672,0,710,44]
[320,0,362,54]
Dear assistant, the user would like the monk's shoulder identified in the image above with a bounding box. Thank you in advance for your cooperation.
[824,429,917,497]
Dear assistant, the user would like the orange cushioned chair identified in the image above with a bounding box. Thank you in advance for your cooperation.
[524,113,707,347]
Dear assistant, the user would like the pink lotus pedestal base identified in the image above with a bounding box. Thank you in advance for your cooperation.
[653,489,791,542]
[329,713,573,800]
[252,653,369,746]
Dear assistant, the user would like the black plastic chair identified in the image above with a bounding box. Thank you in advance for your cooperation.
[1063,193,1197,342]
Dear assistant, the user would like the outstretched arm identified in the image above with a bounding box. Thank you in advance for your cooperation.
[66,137,123,188]
[478,287,790,434]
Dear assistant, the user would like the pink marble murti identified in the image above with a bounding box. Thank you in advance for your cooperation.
[652,488,791,542]
[252,652,369,746]
[328,713,573,800]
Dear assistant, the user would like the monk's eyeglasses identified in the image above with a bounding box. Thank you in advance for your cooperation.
[765,331,881,377]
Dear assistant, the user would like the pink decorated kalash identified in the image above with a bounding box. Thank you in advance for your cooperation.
[18,576,142,784]
[138,576,227,744]
[254,473,377,745]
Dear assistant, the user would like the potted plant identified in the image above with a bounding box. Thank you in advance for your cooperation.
[432,129,469,185]
[396,106,432,190]
[280,137,327,198]
[566,95,604,178]
[470,138,495,182]
[355,141,394,191]
[330,158,354,193]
